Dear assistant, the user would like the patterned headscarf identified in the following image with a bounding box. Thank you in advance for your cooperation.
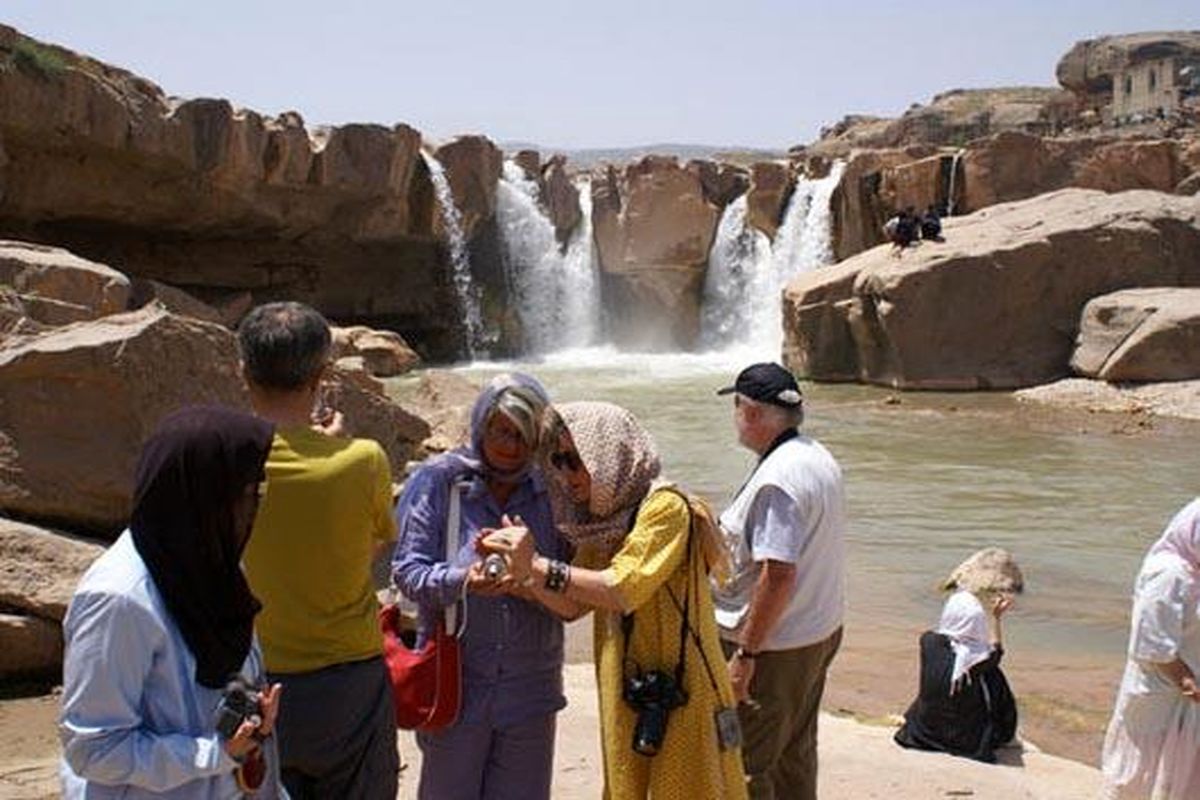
[548,401,662,560]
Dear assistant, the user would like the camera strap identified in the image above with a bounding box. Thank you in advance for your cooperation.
[620,488,695,692]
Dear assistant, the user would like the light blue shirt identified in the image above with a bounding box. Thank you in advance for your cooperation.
[59,532,285,799]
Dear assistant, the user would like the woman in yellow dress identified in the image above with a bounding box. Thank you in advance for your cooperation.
[484,401,748,799]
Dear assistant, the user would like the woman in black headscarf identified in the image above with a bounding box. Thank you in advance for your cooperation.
[60,406,286,799]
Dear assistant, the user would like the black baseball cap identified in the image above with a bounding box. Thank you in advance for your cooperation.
[717,363,803,408]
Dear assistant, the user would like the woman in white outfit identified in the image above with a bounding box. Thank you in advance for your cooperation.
[1102,498,1200,799]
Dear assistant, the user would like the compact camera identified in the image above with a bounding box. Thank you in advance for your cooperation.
[482,553,508,580]
[622,669,689,756]
[213,678,263,740]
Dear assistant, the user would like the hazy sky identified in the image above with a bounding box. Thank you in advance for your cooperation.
[5,1,1199,149]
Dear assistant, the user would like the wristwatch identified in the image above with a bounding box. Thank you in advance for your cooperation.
[734,646,758,661]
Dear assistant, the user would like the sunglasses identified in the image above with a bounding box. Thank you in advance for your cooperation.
[550,450,584,473]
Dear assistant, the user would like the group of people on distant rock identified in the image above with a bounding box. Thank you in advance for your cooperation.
[884,205,944,255]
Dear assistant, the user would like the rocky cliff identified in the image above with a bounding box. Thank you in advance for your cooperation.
[0,25,504,359]
[783,189,1200,390]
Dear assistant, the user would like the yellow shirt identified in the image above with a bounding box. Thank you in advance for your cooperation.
[243,427,396,674]
[593,489,749,800]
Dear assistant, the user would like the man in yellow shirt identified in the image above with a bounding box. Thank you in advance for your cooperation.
[238,302,399,799]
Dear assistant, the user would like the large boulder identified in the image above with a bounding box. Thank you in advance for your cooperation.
[782,189,1200,390]
[0,26,468,359]
[0,518,102,621]
[0,613,61,678]
[432,135,503,242]
[394,370,480,455]
[688,159,750,208]
[591,156,720,348]
[744,162,794,240]
[0,240,130,325]
[1071,288,1200,381]
[541,156,582,249]
[325,362,430,476]
[0,306,250,536]
[128,278,225,325]
[331,325,421,378]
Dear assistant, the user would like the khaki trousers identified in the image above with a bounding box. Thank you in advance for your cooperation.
[724,627,843,800]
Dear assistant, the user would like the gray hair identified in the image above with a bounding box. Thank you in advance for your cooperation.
[741,395,804,430]
[490,385,545,448]
[238,302,332,391]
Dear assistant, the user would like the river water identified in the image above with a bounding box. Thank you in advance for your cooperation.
[394,345,1199,762]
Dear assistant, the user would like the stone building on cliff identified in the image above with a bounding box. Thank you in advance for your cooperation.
[1057,32,1200,125]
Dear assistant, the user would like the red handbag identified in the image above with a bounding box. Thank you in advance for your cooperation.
[380,605,462,730]
[381,480,465,731]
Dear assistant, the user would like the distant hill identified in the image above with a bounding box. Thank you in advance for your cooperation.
[499,141,786,169]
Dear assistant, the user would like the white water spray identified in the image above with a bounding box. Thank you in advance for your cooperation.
[423,150,484,358]
[495,161,600,353]
[700,161,845,353]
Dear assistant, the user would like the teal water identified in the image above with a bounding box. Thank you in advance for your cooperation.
[393,346,1198,666]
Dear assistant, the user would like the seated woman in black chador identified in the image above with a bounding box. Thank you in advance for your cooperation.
[893,548,1022,763]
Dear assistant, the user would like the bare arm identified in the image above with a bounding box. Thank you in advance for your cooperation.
[1156,658,1200,701]
[737,559,798,653]
[727,559,796,701]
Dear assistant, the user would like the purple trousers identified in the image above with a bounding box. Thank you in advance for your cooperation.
[416,713,556,800]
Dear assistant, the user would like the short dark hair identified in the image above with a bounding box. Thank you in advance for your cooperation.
[238,302,331,391]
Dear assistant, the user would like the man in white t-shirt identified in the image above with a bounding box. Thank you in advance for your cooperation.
[713,362,846,800]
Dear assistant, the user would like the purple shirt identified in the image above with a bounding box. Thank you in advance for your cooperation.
[392,458,568,727]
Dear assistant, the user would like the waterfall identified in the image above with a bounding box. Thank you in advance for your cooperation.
[700,161,845,353]
[699,195,771,349]
[561,177,601,348]
[422,150,484,358]
[495,161,599,353]
[946,148,965,216]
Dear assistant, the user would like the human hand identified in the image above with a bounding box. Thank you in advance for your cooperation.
[311,409,346,437]
[465,561,509,596]
[480,525,534,582]
[991,594,1014,618]
[727,653,756,705]
[1182,674,1200,702]
[222,683,281,762]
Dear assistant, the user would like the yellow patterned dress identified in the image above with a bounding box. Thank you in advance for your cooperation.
[586,489,749,800]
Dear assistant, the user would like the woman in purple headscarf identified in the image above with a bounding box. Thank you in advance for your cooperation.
[392,373,569,800]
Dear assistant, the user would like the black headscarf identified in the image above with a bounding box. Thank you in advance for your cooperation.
[130,406,274,689]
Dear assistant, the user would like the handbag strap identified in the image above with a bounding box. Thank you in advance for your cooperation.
[444,480,467,636]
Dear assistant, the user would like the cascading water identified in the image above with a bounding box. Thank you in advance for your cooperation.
[423,150,485,358]
[946,149,965,216]
[699,195,771,349]
[495,161,600,353]
[700,161,845,353]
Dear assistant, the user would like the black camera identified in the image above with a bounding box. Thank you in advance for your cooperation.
[213,678,263,740]
[622,669,688,756]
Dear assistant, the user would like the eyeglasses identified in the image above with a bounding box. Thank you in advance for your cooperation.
[550,450,584,473]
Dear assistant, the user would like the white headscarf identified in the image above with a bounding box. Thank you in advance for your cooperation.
[1145,497,1200,571]
[937,590,992,695]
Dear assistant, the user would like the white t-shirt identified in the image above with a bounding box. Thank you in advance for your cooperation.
[713,435,846,651]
